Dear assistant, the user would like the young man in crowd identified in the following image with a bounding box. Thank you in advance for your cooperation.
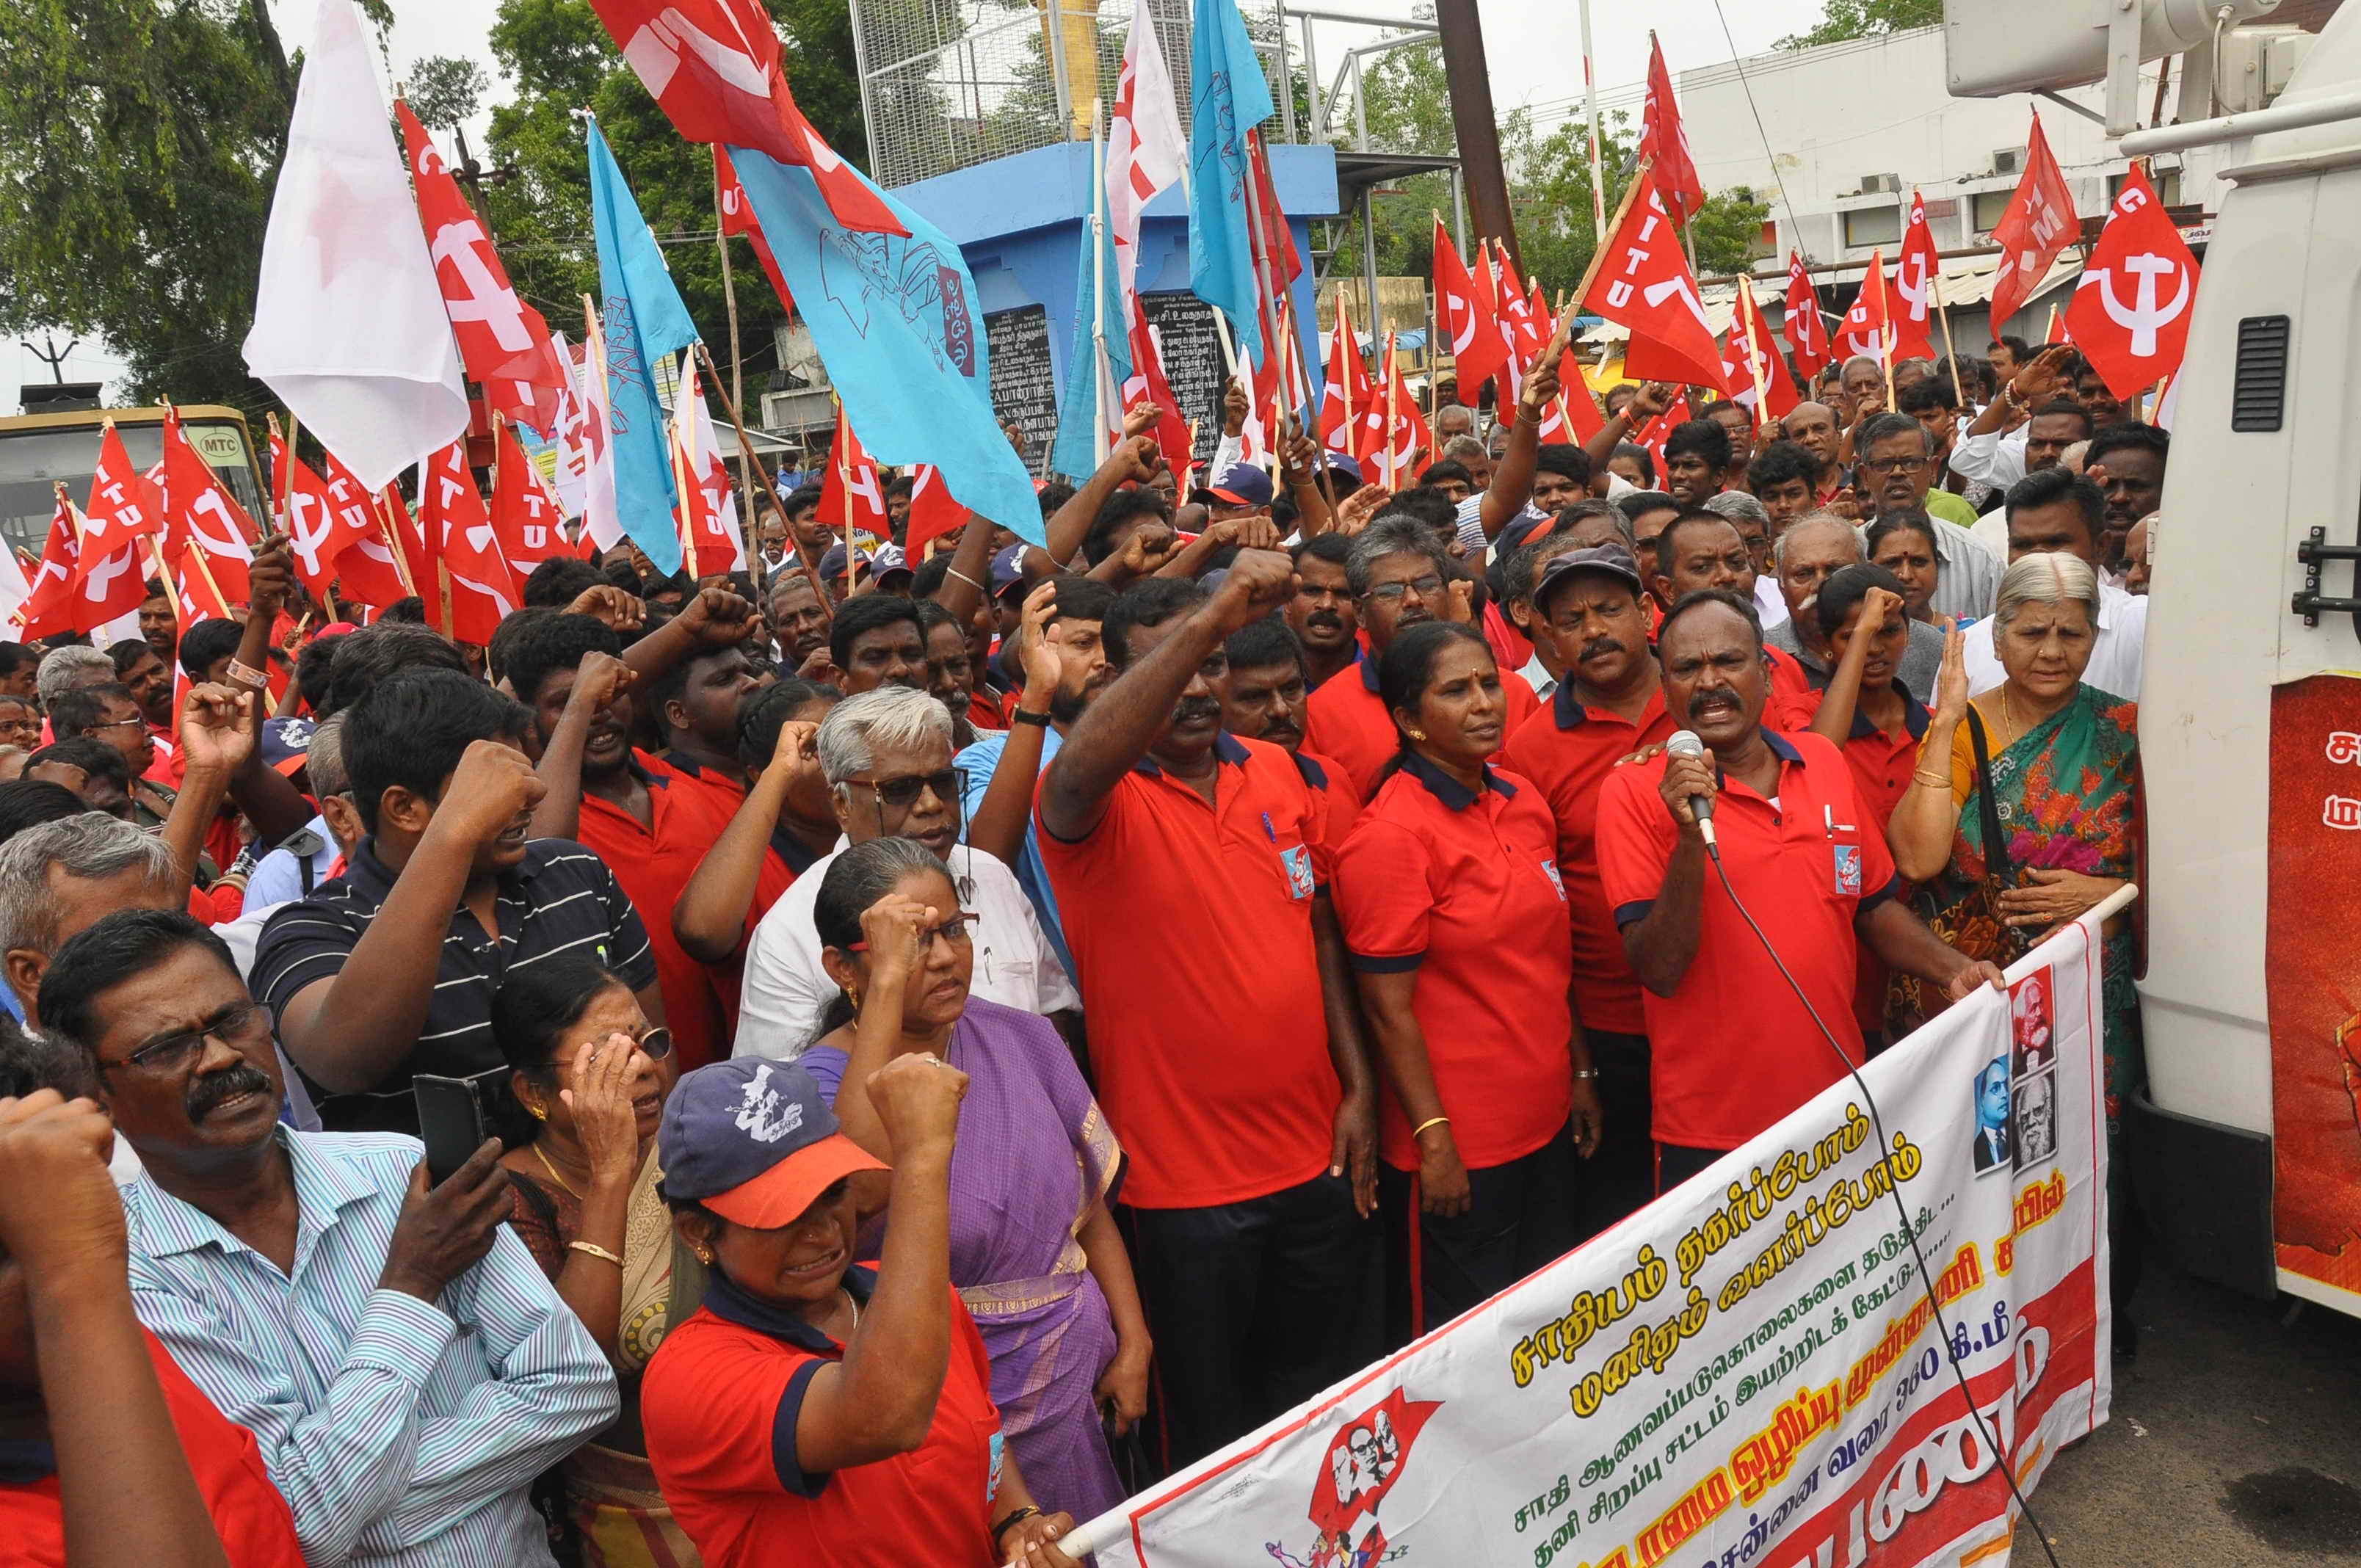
[1658,420,1730,509]
[824,594,928,694]
[1216,615,1363,851]
[1646,511,1812,708]
[55,908,617,1567]
[1037,559,1380,1470]
[1285,534,1362,693]
[2083,423,2169,573]
[1747,440,1821,534]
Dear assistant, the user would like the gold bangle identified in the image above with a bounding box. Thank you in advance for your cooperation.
[1912,770,1951,788]
[1412,1115,1451,1140]
[567,1240,623,1267]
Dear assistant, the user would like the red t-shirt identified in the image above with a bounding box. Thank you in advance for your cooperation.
[1595,727,1897,1151]
[0,1329,303,1568]
[576,754,745,1070]
[642,1282,1002,1568]
[1502,682,1678,1037]
[1335,756,1575,1171]
[659,751,799,930]
[1036,733,1341,1209]
[1294,747,1361,853]
[1305,653,1541,802]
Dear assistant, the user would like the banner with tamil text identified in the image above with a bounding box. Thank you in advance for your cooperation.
[1081,912,2112,1568]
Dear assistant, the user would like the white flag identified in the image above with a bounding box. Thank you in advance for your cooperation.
[684,363,747,572]
[579,313,623,553]
[242,0,468,491]
[1106,0,1186,298]
[543,330,590,519]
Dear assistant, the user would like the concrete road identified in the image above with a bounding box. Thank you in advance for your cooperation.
[2031,1259,2361,1564]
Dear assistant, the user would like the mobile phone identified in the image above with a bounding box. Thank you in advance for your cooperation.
[413,1073,487,1185]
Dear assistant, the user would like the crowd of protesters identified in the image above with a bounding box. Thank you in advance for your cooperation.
[0,332,2158,1567]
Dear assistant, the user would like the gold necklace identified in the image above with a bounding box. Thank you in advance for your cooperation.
[531,1139,581,1199]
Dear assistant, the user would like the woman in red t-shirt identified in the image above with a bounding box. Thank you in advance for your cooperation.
[641,1050,1082,1568]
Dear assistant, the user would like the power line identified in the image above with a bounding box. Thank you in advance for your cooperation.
[1708,0,1812,261]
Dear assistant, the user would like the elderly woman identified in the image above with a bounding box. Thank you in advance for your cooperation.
[801,838,1146,1527]
[1867,514,1943,626]
[495,957,686,1565]
[1335,620,1603,1336]
[641,1050,1083,1567]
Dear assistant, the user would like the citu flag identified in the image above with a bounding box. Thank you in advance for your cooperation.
[1639,33,1705,222]
[421,440,520,645]
[159,406,257,602]
[1537,360,1607,445]
[2048,305,2073,345]
[1890,191,1941,364]
[1721,277,1799,424]
[1319,294,1374,463]
[1432,219,1502,404]
[1491,244,1539,402]
[396,100,570,438]
[320,452,413,609]
[1783,251,1830,378]
[492,419,573,576]
[2064,164,2199,399]
[76,421,165,588]
[1835,248,1896,365]
[716,147,794,314]
[1368,333,1432,488]
[1631,388,1691,468]
[1987,111,2076,335]
[1581,165,1727,393]
[273,427,371,599]
[587,0,905,235]
[15,495,81,641]
[817,404,890,548]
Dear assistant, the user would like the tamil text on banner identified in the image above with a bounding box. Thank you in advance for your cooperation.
[1079,909,2116,1568]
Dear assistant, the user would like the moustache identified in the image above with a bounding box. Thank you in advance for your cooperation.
[1172,697,1223,728]
[1305,610,1346,631]
[1263,716,1304,745]
[1578,636,1626,662]
[1793,592,1819,616]
[1687,690,1742,720]
[186,1063,275,1123]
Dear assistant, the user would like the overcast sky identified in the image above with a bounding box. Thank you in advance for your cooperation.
[15,0,1833,405]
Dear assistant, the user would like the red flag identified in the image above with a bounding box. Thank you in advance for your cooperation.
[1368,334,1432,488]
[586,0,905,236]
[1835,249,1896,365]
[817,404,890,543]
[1320,296,1376,463]
[1639,34,1705,222]
[1535,363,1606,444]
[169,537,236,628]
[1987,112,2076,335]
[1245,131,1302,291]
[397,101,570,437]
[1306,1389,1443,1539]
[2048,305,2073,345]
[160,407,255,601]
[2063,166,2199,399]
[1783,251,1829,378]
[321,454,413,609]
[1632,388,1691,468]
[1122,294,1194,481]
[716,146,795,313]
[491,421,571,576]
[77,423,165,587]
[1890,192,1940,363]
[904,465,968,556]
[1582,167,1727,393]
[420,442,518,645]
[16,493,83,640]
[274,429,371,598]
[1432,220,1503,404]
[1722,278,1799,423]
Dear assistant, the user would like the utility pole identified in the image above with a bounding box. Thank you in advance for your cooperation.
[1432,0,1519,269]
[23,334,76,384]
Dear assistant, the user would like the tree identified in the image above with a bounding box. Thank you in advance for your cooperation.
[1776,0,1943,51]
[405,55,490,132]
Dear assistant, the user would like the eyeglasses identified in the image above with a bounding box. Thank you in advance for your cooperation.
[855,767,961,810]
[537,1026,674,1075]
[846,911,979,952]
[88,716,147,733]
[1365,574,1444,603]
[1860,455,1926,476]
[103,1001,274,1076]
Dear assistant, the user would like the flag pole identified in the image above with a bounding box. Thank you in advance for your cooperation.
[670,360,699,574]
[1581,0,1607,242]
[1567,158,1655,315]
[694,340,789,603]
[1932,270,1967,407]
[1336,295,1356,475]
[712,153,762,574]
[1876,252,1896,410]
[1089,96,1112,464]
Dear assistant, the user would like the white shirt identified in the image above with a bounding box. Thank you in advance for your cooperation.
[1959,581,2147,702]
[1948,425,2028,490]
[736,841,1080,1060]
[1754,574,1790,631]
[1517,648,1558,703]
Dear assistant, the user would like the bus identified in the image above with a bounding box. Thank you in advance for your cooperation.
[0,406,266,560]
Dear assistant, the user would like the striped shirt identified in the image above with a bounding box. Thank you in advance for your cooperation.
[250,838,656,1133]
[123,1129,618,1568]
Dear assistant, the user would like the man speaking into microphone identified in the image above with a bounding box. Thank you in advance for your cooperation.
[1595,590,2003,1193]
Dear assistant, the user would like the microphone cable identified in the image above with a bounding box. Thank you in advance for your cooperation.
[1698,838,2069,1568]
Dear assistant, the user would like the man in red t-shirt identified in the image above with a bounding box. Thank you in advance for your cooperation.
[0,1060,302,1568]
[1595,591,2001,1194]
[1038,556,1381,1470]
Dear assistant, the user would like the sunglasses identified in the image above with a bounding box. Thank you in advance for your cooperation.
[853,767,962,810]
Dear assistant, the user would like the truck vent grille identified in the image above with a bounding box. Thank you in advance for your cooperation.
[2232,315,2290,432]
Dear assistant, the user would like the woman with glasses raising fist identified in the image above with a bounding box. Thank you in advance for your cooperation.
[493,955,688,1567]
[799,838,1149,1533]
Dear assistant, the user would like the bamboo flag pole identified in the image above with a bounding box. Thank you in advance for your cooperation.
[694,339,808,606]
[711,154,763,570]
[1932,269,1967,407]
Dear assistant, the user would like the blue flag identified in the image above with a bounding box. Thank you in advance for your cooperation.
[729,147,1044,545]
[1051,215,1134,483]
[587,119,700,573]
[1188,0,1274,367]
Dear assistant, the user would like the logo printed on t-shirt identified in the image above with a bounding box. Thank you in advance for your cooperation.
[1538,858,1567,900]
[1280,843,1316,900]
[1832,843,1862,896]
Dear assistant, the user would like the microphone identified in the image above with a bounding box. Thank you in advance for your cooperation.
[1666,729,1719,856]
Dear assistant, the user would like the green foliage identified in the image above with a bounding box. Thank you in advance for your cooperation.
[1776,0,1943,51]
[405,54,489,131]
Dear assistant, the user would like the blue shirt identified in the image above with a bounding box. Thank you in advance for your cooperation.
[243,813,339,910]
[956,727,1071,976]
[123,1129,619,1568]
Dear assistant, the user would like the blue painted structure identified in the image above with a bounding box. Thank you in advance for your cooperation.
[891,140,1341,407]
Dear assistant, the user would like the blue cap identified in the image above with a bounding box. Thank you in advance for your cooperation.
[1205,464,1274,509]
[817,542,872,580]
[657,1059,886,1229]
[1324,452,1365,486]
[990,543,1029,595]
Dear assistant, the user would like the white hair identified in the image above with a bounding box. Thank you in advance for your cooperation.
[1702,490,1769,527]
[0,815,175,959]
[35,647,113,709]
[1991,552,2101,631]
[814,685,952,786]
[1771,510,1863,572]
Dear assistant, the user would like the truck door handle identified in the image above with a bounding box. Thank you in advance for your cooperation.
[2293,526,2361,627]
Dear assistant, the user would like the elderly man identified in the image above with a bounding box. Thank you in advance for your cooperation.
[1854,413,2003,620]
[0,815,181,1027]
[1037,559,1379,1468]
[737,685,1075,1056]
[34,647,114,722]
[1596,591,2002,1188]
[1765,512,1945,703]
[1778,402,1856,516]
[1958,469,2150,699]
[49,907,616,1567]
[766,569,833,678]
[1305,518,1540,799]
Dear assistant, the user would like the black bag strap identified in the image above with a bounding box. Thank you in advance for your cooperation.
[1965,705,2010,880]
